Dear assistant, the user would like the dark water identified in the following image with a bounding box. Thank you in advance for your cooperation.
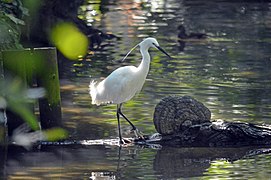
[4,0,271,179]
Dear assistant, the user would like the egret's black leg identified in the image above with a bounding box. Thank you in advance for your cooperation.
[116,104,123,144]
[118,104,136,130]
[118,104,145,140]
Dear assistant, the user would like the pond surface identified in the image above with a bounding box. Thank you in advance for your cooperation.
[3,0,271,179]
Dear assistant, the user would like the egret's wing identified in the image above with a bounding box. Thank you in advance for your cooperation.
[90,66,138,105]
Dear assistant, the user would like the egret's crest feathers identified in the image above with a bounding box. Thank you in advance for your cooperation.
[121,43,139,62]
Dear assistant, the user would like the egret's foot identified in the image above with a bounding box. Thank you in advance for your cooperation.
[132,129,146,141]
[119,138,133,145]
[119,139,126,145]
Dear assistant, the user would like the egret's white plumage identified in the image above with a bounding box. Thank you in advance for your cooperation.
[89,37,171,143]
[90,38,156,105]
[90,64,146,105]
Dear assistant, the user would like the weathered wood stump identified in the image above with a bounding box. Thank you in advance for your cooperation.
[152,96,271,147]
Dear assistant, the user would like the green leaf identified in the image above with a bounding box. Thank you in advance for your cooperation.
[43,128,68,141]
[7,99,39,130]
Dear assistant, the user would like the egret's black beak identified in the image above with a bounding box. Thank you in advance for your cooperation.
[153,43,172,59]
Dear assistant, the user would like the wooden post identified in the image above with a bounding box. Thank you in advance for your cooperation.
[35,47,62,128]
[1,47,62,130]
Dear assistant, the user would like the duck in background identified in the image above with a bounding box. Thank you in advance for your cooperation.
[177,25,207,51]
[178,25,207,39]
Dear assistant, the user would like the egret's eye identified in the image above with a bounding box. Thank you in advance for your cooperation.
[152,43,158,47]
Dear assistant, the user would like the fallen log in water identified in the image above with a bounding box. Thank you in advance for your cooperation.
[149,96,271,147]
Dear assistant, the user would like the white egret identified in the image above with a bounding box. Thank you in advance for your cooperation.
[90,37,171,143]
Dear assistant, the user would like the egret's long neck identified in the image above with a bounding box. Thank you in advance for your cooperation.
[137,46,150,75]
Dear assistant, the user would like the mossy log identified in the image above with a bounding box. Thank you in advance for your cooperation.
[150,96,271,147]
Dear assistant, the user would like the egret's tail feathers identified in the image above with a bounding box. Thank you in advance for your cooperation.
[89,80,98,105]
[89,80,112,105]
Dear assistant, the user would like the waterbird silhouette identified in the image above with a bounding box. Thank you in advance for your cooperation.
[90,37,171,144]
[178,25,207,39]
[177,25,207,51]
